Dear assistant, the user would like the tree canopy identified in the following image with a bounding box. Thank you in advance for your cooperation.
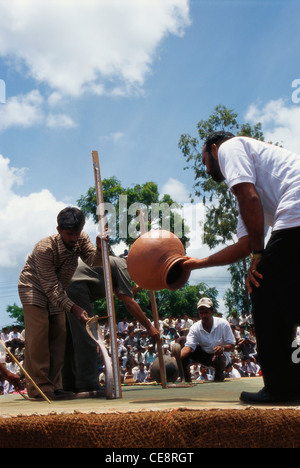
[93,282,219,322]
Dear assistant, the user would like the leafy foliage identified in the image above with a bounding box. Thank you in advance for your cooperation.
[93,282,219,323]
[6,303,24,326]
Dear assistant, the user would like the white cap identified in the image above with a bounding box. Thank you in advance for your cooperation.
[197,297,213,310]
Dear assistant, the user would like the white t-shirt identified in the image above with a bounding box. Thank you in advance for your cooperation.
[185,317,235,354]
[218,137,300,238]
[117,321,129,334]
[227,367,241,379]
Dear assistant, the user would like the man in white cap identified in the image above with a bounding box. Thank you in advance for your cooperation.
[180,297,235,382]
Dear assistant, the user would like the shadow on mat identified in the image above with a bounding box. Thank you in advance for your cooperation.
[130,398,237,404]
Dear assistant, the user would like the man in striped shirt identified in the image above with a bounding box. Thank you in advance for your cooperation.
[18,207,102,400]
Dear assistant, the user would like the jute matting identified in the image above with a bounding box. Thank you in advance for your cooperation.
[1,379,300,448]
[0,408,300,448]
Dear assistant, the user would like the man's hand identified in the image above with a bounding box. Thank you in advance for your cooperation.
[6,370,21,390]
[71,304,89,324]
[246,257,263,294]
[146,325,160,342]
[0,363,21,390]
[132,284,142,295]
[181,257,204,271]
[213,346,224,357]
[96,228,110,249]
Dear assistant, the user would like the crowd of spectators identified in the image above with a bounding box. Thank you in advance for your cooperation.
[0,326,25,394]
[99,310,263,386]
[2,309,294,395]
[100,314,196,385]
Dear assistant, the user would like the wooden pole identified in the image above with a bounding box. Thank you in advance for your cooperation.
[92,151,122,399]
[137,210,167,388]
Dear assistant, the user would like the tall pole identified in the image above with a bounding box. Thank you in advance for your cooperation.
[92,151,122,399]
[137,210,167,388]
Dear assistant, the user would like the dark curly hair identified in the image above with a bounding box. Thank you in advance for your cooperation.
[204,131,235,153]
[57,207,85,230]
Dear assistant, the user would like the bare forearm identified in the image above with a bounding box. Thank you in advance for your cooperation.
[181,346,192,360]
[120,295,158,339]
[202,237,250,267]
[121,296,148,326]
[184,236,250,271]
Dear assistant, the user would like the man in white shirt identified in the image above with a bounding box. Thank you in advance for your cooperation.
[183,314,193,330]
[117,317,130,336]
[134,362,149,383]
[181,298,235,382]
[183,132,300,404]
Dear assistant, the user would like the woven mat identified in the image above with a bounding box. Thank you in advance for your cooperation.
[0,408,300,448]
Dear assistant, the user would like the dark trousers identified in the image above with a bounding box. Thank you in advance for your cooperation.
[182,345,226,381]
[62,281,101,392]
[252,226,300,396]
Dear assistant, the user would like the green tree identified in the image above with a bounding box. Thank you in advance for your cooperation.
[6,303,24,326]
[156,283,219,318]
[93,282,218,324]
[178,105,265,317]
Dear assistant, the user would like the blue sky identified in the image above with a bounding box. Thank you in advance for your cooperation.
[1,0,300,327]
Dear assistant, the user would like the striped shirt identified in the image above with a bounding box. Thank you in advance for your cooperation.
[18,232,102,314]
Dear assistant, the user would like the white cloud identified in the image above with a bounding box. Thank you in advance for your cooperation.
[0,154,98,268]
[0,90,44,131]
[0,90,76,131]
[46,113,77,129]
[245,98,300,154]
[110,132,125,143]
[161,177,189,203]
[0,154,65,267]
[0,0,191,97]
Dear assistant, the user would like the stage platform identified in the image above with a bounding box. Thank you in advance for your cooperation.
[1,377,300,448]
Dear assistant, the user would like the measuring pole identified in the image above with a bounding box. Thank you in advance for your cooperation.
[92,151,122,399]
[137,210,167,388]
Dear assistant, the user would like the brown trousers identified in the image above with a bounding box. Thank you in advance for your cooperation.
[23,305,66,397]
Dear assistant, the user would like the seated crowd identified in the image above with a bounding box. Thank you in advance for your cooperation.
[0,326,25,394]
[0,310,276,395]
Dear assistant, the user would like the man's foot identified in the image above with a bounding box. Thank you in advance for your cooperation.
[54,389,75,399]
[34,390,74,401]
[240,387,300,405]
[214,372,225,382]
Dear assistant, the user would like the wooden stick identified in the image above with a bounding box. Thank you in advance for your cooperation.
[92,150,122,399]
[137,210,167,388]
[0,340,51,404]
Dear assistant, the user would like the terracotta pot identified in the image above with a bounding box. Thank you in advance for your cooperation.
[127,230,190,291]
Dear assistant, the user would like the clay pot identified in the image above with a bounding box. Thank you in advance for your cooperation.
[127,230,190,291]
